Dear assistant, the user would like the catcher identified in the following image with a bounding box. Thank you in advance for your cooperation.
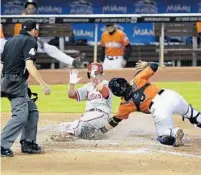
[51,62,112,141]
[95,61,201,147]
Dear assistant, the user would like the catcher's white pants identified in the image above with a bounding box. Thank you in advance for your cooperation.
[149,89,192,137]
[0,38,74,66]
[103,56,124,69]
[64,111,109,139]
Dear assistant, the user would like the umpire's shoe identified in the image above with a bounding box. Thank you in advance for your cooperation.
[1,146,14,157]
[20,140,41,154]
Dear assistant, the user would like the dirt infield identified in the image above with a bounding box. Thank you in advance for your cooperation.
[1,112,201,175]
[27,67,201,84]
[1,67,201,175]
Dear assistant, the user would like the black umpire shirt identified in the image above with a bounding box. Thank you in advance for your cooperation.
[1,29,37,78]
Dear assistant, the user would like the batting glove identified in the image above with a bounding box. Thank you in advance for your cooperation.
[69,69,82,85]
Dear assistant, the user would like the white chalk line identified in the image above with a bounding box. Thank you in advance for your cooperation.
[51,148,201,159]
[158,150,201,159]
[11,146,201,159]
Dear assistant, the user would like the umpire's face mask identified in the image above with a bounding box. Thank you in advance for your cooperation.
[26,4,36,15]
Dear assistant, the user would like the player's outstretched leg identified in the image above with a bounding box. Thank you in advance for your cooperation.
[183,105,201,128]
[168,90,201,128]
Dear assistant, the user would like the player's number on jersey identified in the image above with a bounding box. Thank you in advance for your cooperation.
[140,93,146,103]
[29,48,36,55]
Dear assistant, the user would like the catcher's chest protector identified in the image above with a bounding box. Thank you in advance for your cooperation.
[131,83,150,112]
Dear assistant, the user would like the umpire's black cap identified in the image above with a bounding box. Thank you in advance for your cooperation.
[22,20,37,31]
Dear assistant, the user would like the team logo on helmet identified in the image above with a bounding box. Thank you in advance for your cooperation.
[87,62,103,79]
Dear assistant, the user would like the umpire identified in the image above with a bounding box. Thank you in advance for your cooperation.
[0,20,51,157]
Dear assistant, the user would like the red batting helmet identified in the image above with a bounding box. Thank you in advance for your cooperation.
[87,62,103,79]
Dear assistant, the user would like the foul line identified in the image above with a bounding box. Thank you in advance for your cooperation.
[51,148,201,159]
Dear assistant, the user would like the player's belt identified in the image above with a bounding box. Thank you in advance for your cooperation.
[106,56,119,60]
[87,108,108,115]
[149,89,165,110]
[2,73,24,77]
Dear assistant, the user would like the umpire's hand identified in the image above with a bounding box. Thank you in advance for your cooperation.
[41,83,51,95]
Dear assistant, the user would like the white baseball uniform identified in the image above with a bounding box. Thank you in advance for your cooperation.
[149,89,201,137]
[0,37,74,66]
[103,56,124,69]
[100,29,130,69]
[64,80,113,139]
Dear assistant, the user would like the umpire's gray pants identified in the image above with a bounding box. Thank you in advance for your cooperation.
[1,97,39,149]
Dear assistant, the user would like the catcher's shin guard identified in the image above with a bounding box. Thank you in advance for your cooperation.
[183,105,201,128]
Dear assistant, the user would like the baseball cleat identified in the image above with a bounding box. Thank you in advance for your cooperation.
[1,146,14,157]
[72,53,85,69]
[173,129,184,147]
[194,124,201,128]
[20,140,42,154]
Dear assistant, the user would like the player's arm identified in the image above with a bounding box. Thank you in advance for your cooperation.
[135,61,159,80]
[123,43,132,61]
[68,69,86,100]
[26,60,48,88]
[99,100,136,133]
[121,32,131,61]
[0,61,3,77]
[100,33,106,62]
[69,85,88,101]
[100,115,123,133]
[96,81,110,99]
[100,46,105,62]
[24,38,50,94]
[68,84,78,99]
[14,23,22,36]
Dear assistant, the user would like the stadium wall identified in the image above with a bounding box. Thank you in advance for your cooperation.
[27,67,201,85]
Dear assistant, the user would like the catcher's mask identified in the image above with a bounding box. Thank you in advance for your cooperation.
[87,62,103,79]
[108,78,130,97]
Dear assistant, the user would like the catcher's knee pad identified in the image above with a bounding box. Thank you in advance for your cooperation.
[183,105,201,125]
[157,135,175,146]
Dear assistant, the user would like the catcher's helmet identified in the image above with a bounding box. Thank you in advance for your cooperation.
[108,78,129,97]
[24,0,37,9]
[87,62,103,79]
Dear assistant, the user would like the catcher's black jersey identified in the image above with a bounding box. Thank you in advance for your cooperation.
[1,29,37,76]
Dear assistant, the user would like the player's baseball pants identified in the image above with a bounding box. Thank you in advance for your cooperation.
[1,89,39,149]
[149,89,191,138]
[64,111,109,139]
[0,38,74,66]
[37,43,74,65]
[103,56,124,69]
